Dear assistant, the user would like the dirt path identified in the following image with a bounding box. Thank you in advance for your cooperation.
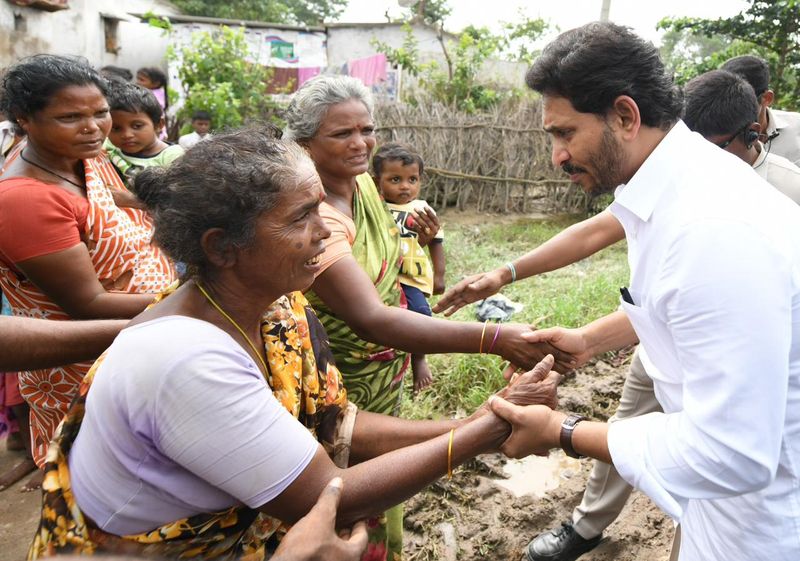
[0,354,672,561]
[0,446,40,561]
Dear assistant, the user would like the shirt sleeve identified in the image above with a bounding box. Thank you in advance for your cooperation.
[0,179,89,263]
[316,202,356,276]
[608,219,792,520]
[153,341,320,508]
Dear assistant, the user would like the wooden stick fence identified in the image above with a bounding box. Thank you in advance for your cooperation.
[375,100,590,214]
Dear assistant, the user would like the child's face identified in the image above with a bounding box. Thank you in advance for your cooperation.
[378,160,421,205]
[109,110,163,156]
[192,119,211,136]
[136,73,157,89]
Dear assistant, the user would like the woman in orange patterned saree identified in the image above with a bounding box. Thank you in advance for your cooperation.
[27,128,561,561]
[0,55,176,478]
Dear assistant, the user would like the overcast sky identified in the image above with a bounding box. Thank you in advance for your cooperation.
[337,0,750,45]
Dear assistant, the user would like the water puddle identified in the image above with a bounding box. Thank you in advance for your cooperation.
[492,451,583,497]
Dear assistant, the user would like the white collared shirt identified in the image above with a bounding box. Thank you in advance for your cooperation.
[607,121,800,561]
[753,143,800,204]
[766,107,800,166]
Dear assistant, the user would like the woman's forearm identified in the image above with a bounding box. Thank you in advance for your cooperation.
[338,412,509,526]
[261,413,509,527]
[0,316,127,370]
[349,410,464,463]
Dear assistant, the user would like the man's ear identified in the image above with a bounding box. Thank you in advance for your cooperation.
[609,95,641,140]
[761,89,775,108]
[200,228,237,269]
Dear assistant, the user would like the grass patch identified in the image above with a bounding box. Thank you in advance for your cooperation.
[401,213,629,419]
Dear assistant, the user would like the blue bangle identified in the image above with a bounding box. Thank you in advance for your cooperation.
[505,262,517,283]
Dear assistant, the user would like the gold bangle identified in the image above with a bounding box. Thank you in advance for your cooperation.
[447,428,455,479]
[479,320,489,354]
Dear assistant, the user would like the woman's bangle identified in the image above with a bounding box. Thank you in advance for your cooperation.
[505,262,517,284]
[487,324,501,354]
[447,428,455,479]
[479,320,489,353]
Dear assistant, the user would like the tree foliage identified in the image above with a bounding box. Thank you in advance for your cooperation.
[405,0,452,27]
[169,0,346,26]
[169,26,283,130]
[372,14,547,113]
[658,0,800,109]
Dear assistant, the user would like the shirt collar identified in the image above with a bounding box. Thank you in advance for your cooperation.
[612,120,689,223]
[765,107,788,136]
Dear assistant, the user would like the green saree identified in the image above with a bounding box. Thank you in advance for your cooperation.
[307,173,410,416]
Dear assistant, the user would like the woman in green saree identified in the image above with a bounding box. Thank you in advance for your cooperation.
[284,76,575,559]
[285,76,573,418]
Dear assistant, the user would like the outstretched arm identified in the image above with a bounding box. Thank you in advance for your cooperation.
[311,256,576,371]
[434,209,624,316]
[0,315,127,370]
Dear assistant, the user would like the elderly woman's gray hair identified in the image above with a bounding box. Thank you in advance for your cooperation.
[135,126,314,276]
[283,75,375,142]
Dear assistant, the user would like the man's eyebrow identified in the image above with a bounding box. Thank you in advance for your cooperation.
[543,125,569,134]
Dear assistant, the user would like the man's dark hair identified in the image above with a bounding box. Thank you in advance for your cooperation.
[372,142,424,177]
[526,21,683,130]
[683,70,759,138]
[106,81,163,125]
[720,55,770,97]
[0,54,108,121]
[192,110,212,122]
[100,65,133,82]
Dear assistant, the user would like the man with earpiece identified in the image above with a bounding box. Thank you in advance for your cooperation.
[722,55,800,167]
[683,69,800,204]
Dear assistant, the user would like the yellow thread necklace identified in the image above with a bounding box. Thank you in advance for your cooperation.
[196,282,269,375]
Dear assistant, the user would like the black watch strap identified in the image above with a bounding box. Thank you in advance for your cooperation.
[560,413,586,459]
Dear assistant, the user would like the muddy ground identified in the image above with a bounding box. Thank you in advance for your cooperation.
[402,348,674,561]
[0,351,673,561]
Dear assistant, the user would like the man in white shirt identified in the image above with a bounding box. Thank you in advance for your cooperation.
[487,22,800,561]
[721,55,800,166]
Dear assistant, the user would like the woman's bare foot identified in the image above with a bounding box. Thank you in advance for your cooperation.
[21,468,43,492]
[0,458,36,491]
[411,354,433,394]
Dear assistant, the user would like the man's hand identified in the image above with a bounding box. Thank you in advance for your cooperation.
[489,397,565,459]
[433,269,507,316]
[495,323,577,373]
[521,326,594,368]
[272,478,368,561]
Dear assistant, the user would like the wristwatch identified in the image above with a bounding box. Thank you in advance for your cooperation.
[560,413,586,458]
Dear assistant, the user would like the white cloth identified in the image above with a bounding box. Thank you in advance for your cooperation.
[70,316,319,536]
[178,131,212,150]
[753,144,800,204]
[606,121,800,561]
[766,107,800,166]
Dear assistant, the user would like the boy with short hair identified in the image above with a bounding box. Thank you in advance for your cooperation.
[178,111,213,150]
[373,142,445,392]
[105,82,183,189]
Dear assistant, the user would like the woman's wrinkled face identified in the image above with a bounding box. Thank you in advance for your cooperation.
[306,99,376,180]
[16,84,111,161]
[240,161,331,295]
